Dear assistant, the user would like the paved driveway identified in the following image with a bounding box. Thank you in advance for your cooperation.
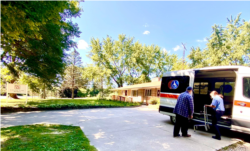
[1,106,242,151]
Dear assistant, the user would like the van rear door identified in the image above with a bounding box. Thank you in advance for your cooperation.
[159,70,195,116]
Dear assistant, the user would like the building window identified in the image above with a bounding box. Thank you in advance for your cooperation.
[157,90,160,97]
[125,90,127,96]
[145,89,151,96]
[132,90,138,97]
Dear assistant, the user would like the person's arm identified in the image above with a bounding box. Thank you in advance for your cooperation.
[205,99,217,108]
[205,104,216,108]
[188,95,194,119]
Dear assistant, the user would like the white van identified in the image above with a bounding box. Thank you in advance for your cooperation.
[159,66,250,134]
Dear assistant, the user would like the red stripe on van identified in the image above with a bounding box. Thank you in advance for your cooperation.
[160,93,179,99]
[234,101,250,108]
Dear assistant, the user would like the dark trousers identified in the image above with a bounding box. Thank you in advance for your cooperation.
[173,114,189,136]
[212,110,224,139]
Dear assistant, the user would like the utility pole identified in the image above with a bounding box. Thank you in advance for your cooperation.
[182,43,186,70]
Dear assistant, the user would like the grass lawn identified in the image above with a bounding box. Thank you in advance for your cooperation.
[1,98,40,107]
[1,98,141,110]
[30,99,140,106]
[1,124,97,151]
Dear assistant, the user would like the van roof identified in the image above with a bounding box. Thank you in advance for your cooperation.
[163,66,250,77]
[195,66,250,71]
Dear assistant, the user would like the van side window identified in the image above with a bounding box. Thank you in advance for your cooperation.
[200,82,208,95]
[193,82,200,94]
[161,76,190,93]
[215,82,224,94]
[243,77,250,99]
[193,82,208,95]
[215,82,235,96]
[224,82,235,96]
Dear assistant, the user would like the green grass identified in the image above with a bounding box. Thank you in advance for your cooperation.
[1,98,141,109]
[1,124,97,151]
[36,99,141,110]
[1,98,40,107]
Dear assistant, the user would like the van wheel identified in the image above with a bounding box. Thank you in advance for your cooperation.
[170,116,176,124]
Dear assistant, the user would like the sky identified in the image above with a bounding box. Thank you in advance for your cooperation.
[72,1,250,65]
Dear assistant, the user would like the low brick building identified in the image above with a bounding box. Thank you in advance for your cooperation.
[111,77,161,104]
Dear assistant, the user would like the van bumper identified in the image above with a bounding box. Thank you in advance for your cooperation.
[159,105,175,116]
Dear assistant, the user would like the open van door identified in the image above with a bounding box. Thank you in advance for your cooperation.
[159,70,195,124]
[231,72,250,133]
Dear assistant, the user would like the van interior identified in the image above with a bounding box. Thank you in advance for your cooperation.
[193,70,236,126]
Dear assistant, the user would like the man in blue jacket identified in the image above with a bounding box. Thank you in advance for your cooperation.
[173,86,194,137]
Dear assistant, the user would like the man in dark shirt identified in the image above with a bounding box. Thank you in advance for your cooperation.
[173,86,194,137]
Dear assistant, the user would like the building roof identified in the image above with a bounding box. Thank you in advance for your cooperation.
[110,81,161,91]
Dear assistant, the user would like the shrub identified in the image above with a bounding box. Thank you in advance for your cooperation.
[150,97,160,105]
[59,87,78,98]
[37,101,141,110]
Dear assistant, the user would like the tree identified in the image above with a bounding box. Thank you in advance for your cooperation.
[82,64,111,98]
[63,50,86,99]
[89,34,172,87]
[188,47,208,69]
[130,44,162,84]
[155,50,178,77]
[19,74,60,99]
[189,13,250,67]
[1,1,81,98]
[1,1,81,44]
[171,58,190,71]
[90,35,133,87]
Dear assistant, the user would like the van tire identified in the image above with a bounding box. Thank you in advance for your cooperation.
[170,116,176,124]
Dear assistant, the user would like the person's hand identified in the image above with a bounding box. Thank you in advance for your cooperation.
[189,115,193,119]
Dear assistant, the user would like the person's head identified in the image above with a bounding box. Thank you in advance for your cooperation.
[186,87,193,95]
[210,91,223,99]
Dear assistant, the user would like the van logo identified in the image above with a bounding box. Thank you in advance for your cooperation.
[168,80,179,89]
[237,102,246,107]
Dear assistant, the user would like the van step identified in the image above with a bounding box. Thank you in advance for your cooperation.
[221,115,232,120]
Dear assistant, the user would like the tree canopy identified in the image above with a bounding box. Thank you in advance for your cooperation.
[89,34,176,87]
[1,1,81,83]
[188,13,250,68]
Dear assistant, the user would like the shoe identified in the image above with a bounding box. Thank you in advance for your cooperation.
[182,134,191,137]
[173,134,180,137]
[212,136,221,140]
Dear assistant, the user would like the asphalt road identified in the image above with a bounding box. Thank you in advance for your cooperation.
[1,106,248,151]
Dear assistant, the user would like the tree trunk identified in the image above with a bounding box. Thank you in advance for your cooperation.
[101,78,104,98]
[72,87,74,99]
[42,83,46,99]
[117,82,123,88]
[9,93,19,99]
[71,65,75,99]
